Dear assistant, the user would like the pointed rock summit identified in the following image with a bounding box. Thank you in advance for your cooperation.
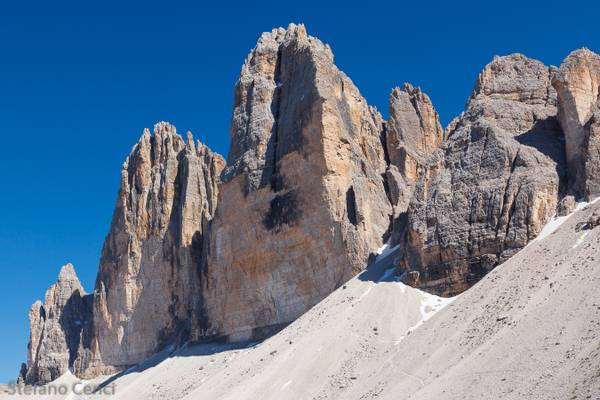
[85,122,224,373]
[22,264,91,385]
[552,48,600,199]
[202,23,393,341]
[384,83,444,241]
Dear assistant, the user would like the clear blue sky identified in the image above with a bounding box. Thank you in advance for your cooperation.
[0,0,596,383]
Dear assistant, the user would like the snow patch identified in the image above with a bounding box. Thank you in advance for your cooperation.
[375,244,400,261]
[418,291,454,323]
[395,288,455,344]
[572,231,590,249]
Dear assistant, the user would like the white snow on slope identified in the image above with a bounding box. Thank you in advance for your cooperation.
[535,197,599,242]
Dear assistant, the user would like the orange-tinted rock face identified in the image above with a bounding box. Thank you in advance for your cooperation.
[201,24,393,341]
[552,48,600,199]
[21,26,598,387]
[86,122,223,373]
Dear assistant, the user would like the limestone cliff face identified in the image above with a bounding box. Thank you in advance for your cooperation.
[398,54,566,296]
[19,25,599,385]
[22,264,92,385]
[552,48,600,200]
[88,122,224,371]
[384,84,444,241]
[202,24,392,341]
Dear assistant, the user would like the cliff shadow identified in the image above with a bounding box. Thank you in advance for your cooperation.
[93,340,258,393]
[515,117,567,181]
[59,290,93,369]
[357,245,402,283]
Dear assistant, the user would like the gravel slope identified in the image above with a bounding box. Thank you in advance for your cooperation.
[4,202,600,399]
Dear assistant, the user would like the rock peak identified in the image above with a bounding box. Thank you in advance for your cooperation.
[399,52,565,295]
[22,264,91,385]
[552,47,600,198]
[472,53,554,104]
[204,22,391,342]
[153,121,177,137]
[283,22,307,38]
[58,263,78,282]
[89,121,224,372]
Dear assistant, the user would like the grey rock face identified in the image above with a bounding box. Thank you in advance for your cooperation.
[552,48,600,199]
[384,84,444,241]
[398,54,566,296]
[86,122,224,374]
[202,24,392,342]
[23,264,92,385]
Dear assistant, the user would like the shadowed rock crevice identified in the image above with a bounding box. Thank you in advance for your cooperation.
[345,186,358,226]
[263,191,302,231]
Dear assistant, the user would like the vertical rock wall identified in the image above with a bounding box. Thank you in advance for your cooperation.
[19,26,600,385]
[201,24,393,341]
[87,122,223,372]
[552,48,600,199]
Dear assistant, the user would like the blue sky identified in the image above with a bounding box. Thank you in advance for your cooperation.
[0,0,597,383]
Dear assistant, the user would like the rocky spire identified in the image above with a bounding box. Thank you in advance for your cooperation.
[201,24,393,342]
[84,122,224,373]
[386,83,443,175]
[552,48,600,199]
[22,264,91,385]
[384,83,444,241]
[398,54,566,296]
